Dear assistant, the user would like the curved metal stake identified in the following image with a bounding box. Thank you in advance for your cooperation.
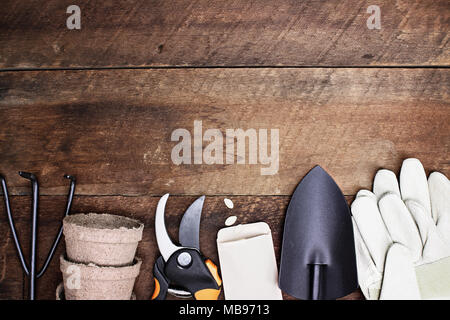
[37,175,76,278]
[18,171,38,300]
[0,175,30,276]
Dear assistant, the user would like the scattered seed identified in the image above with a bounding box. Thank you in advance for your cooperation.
[225,215,237,226]
[224,198,234,209]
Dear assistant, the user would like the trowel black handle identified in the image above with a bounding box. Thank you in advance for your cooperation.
[310,264,325,300]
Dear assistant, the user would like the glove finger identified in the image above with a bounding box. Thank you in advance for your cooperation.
[351,194,392,272]
[373,169,400,200]
[378,193,422,263]
[428,172,450,244]
[352,218,382,300]
[400,158,431,217]
[379,243,420,300]
[405,199,450,263]
[356,189,377,200]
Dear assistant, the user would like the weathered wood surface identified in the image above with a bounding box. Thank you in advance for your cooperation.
[0,214,23,299]
[0,0,448,302]
[0,0,449,69]
[0,68,448,196]
[0,194,363,300]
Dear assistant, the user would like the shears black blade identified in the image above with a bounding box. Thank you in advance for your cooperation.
[178,196,205,249]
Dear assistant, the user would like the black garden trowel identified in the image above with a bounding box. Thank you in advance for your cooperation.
[279,166,358,300]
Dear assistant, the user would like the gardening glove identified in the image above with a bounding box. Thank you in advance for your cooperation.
[351,158,450,300]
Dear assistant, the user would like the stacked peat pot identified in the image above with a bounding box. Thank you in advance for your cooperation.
[58,213,144,300]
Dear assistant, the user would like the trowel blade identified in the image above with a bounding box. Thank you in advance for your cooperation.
[279,166,358,300]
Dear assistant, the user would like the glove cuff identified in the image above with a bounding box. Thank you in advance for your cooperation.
[416,256,450,299]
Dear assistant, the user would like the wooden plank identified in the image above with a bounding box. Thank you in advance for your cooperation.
[0,194,363,300]
[0,68,448,196]
[0,0,448,69]
[0,196,25,299]
[0,223,24,299]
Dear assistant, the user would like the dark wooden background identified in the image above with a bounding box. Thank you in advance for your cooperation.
[0,0,449,300]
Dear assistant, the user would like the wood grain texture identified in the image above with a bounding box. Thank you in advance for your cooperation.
[0,0,449,69]
[0,215,23,299]
[0,68,448,196]
[0,0,448,301]
[0,194,363,300]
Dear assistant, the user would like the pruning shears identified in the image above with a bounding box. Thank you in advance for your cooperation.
[151,194,222,300]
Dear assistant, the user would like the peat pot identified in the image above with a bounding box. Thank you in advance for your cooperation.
[60,255,142,300]
[56,282,136,300]
[63,213,144,266]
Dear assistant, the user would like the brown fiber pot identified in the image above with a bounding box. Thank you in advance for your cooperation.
[63,213,144,266]
[60,255,142,300]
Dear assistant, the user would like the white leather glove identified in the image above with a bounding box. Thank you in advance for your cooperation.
[351,158,450,300]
